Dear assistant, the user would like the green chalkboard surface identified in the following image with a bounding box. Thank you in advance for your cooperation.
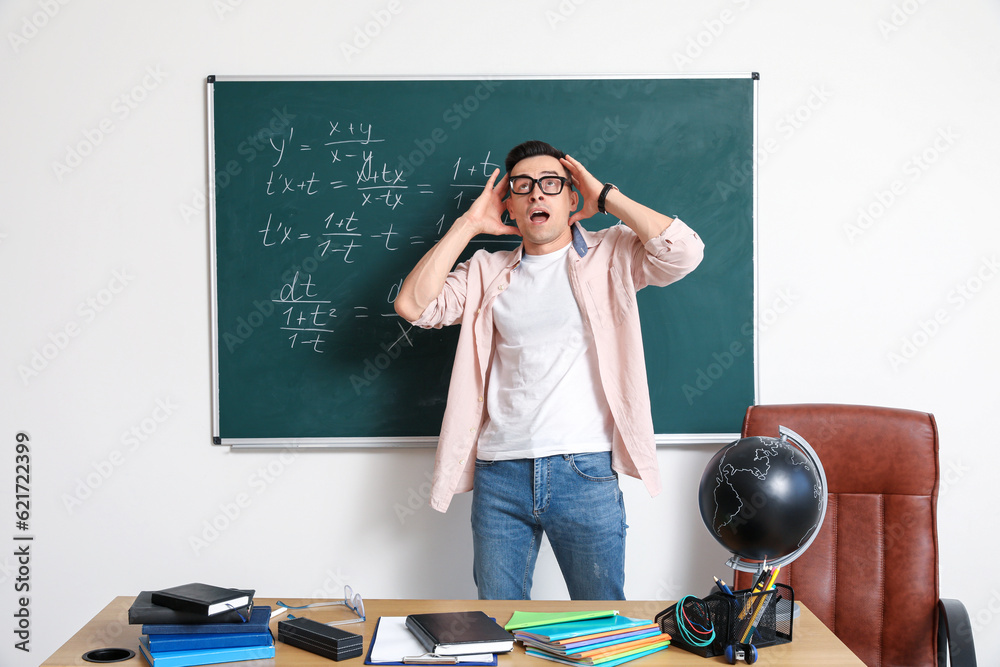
[208,75,756,446]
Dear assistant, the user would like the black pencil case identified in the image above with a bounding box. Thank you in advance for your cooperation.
[278,616,364,661]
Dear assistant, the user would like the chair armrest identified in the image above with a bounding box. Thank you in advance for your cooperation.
[938,598,977,666]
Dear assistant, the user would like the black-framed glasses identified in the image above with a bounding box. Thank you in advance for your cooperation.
[275,585,366,625]
[509,175,569,196]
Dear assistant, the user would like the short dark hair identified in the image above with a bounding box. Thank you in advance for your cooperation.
[505,140,567,175]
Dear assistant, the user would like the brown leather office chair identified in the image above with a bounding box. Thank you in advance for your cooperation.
[732,404,976,667]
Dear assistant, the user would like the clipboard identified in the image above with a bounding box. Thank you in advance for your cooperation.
[365,617,498,666]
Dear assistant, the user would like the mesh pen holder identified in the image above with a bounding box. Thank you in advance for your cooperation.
[656,583,794,658]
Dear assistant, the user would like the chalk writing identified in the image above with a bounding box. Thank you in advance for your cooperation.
[248,116,505,355]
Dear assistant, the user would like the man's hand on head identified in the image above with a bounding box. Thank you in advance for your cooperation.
[455,168,521,240]
[562,154,675,243]
[561,155,604,226]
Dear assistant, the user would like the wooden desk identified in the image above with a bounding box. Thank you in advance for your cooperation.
[42,597,864,666]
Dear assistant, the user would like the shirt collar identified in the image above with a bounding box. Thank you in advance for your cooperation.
[571,222,591,257]
[508,222,592,266]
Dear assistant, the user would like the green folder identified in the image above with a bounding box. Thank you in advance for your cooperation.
[504,610,617,631]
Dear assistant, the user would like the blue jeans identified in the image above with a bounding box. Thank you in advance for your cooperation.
[471,452,627,600]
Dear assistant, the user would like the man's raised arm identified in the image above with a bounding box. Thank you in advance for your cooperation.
[561,155,675,244]
[393,169,518,322]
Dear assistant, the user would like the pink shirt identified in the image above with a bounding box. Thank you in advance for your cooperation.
[412,219,705,512]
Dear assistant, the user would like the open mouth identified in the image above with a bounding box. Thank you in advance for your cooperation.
[529,208,550,223]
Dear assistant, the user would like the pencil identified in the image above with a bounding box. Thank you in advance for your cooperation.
[739,566,782,642]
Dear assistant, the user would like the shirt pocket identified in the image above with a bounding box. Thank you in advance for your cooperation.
[585,264,636,329]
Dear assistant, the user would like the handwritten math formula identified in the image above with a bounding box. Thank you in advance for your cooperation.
[247,118,506,355]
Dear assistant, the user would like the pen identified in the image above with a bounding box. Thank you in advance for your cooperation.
[740,566,783,642]
[713,576,735,597]
[764,566,781,591]
[752,560,769,591]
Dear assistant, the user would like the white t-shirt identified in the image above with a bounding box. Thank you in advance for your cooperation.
[477,244,614,460]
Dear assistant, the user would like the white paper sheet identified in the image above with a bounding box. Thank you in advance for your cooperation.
[368,617,494,664]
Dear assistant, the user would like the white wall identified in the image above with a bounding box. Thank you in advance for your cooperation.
[2,1,998,664]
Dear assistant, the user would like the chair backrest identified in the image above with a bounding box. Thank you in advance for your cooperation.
[733,403,940,667]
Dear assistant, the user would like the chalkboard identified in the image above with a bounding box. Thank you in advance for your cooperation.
[208,75,757,447]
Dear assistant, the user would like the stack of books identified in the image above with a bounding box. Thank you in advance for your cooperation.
[128,583,274,667]
[508,611,670,667]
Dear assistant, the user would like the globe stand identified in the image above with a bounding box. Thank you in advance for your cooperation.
[693,426,827,654]
[724,425,828,573]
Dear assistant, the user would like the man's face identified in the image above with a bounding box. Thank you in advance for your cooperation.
[505,155,579,255]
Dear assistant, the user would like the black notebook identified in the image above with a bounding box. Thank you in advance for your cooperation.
[142,605,270,635]
[128,590,252,625]
[405,611,514,656]
[150,583,254,616]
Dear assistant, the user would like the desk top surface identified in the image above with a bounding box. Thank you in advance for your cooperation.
[41,597,864,666]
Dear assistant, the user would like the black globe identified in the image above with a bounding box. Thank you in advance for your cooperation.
[698,435,824,563]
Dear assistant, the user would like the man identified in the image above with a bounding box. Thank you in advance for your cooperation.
[394,140,704,600]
